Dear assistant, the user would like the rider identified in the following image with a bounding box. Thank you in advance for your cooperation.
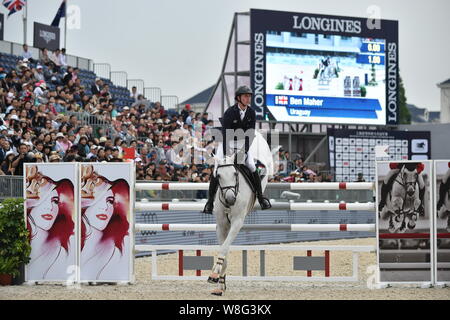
[202,85,272,214]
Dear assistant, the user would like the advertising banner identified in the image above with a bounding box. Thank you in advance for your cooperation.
[33,22,60,51]
[79,163,134,283]
[24,163,78,282]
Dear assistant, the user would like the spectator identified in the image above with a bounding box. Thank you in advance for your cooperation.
[50,49,62,71]
[21,44,34,63]
[181,104,191,122]
[355,173,366,182]
[34,65,45,82]
[130,86,138,102]
[1,151,16,175]
[91,78,102,96]
[40,48,54,68]
[76,135,89,158]
[185,110,195,125]
[11,143,33,176]
[59,48,68,67]
[54,132,72,156]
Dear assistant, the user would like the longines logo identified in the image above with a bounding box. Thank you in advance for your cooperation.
[293,15,362,34]
[39,30,56,43]
[253,33,265,118]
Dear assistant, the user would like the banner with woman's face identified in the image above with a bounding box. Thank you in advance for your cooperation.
[79,163,134,282]
[24,163,78,282]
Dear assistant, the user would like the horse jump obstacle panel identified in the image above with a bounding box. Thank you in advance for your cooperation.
[134,244,376,282]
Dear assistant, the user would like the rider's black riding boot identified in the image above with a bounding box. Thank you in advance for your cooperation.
[378,182,389,212]
[202,174,219,214]
[252,171,271,210]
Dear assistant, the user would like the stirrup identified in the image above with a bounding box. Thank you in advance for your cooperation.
[258,196,272,210]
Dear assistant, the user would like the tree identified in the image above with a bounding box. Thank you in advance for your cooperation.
[398,74,411,124]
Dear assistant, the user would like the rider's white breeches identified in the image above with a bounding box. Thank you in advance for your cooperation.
[215,141,256,174]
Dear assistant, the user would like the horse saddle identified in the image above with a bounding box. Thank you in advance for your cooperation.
[235,162,266,195]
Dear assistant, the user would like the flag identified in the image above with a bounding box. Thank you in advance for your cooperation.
[2,0,25,17]
[275,95,288,105]
[51,0,66,27]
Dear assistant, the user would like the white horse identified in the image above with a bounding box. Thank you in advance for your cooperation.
[207,132,273,296]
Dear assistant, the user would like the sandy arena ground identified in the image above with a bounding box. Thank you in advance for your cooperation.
[1,238,449,300]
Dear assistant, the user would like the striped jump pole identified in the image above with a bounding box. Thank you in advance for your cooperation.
[134,201,376,212]
[135,182,374,191]
[135,223,376,232]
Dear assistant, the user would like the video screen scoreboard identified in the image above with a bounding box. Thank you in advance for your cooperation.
[251,9,399,125]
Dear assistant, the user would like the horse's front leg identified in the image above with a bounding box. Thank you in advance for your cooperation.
[208,206,230,286]
[209,214,245,285]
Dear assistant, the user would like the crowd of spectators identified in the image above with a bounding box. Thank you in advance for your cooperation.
[0,44,218,182]
[270,149,331,183]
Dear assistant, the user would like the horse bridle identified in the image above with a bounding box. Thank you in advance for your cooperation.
[216,164,239,208]
[394,167,419,193]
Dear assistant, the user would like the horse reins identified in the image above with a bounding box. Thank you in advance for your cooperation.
[216,164,239,209]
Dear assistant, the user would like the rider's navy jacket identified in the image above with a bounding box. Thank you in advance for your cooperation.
[221,103,256,154]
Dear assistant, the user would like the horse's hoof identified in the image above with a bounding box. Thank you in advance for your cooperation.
[211,289,224,296]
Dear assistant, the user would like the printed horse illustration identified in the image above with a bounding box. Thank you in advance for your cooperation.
[379,163,424,233]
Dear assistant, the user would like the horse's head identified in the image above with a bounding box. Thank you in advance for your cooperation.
[215,153,239,207]
[400,165,419,197]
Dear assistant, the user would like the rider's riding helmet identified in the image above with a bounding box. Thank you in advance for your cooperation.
[235,85,253,99]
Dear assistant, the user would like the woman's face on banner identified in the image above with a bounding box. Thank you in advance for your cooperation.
[29,188,59,231]
[85,188,114,231]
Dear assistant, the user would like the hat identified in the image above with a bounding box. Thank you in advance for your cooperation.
[90,145,98,150]
[156,119,163,124]
[34,153,43,159]
[185,104,191,110]
[40,82,47,89]
[49,154,60,161]
[10,115,19,121]
[135,157,142,162]
[99,136,107,142]
[5,150,14,158]
[235,85,252,98]
[56,132,64,139]
[123,106,130,110]
[36,65,43,70]
[95,77,101,82]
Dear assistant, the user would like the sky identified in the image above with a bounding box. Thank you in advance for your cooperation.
[3,0,450,111]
